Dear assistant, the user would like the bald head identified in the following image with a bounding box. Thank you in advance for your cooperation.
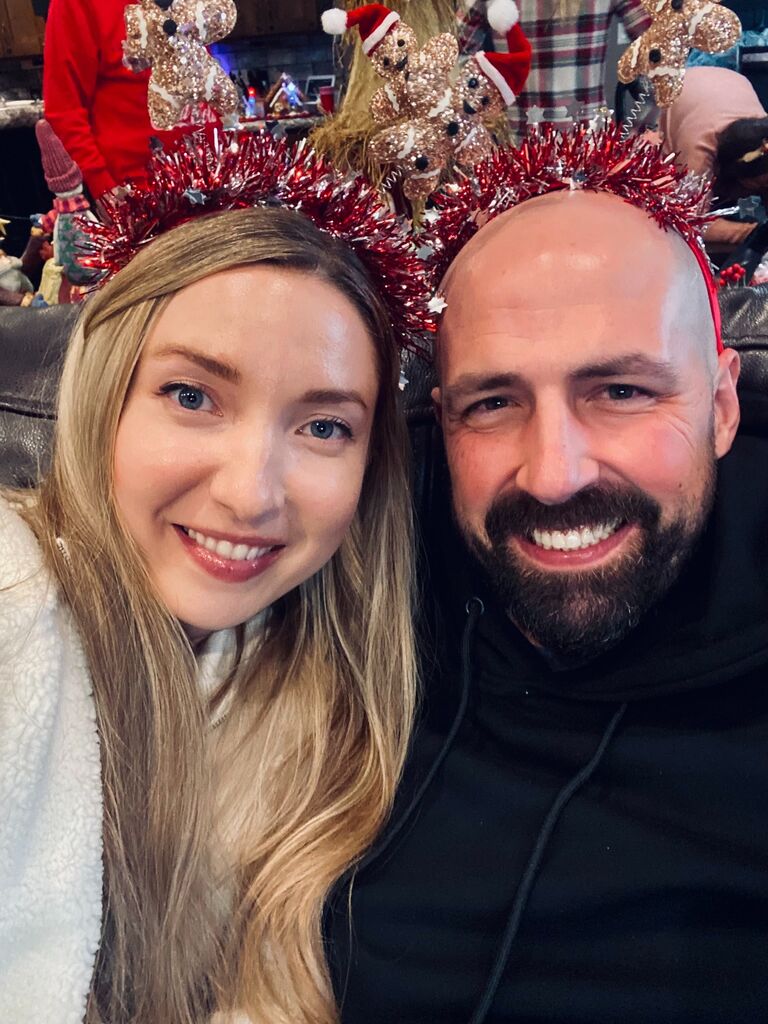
[440,190,717,377]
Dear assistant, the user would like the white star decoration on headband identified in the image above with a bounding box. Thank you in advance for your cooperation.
[428,294,448,314]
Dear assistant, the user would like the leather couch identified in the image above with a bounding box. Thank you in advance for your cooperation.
[1,289,768,494]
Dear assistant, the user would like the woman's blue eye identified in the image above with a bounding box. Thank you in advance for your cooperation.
[177,386,205,410]
[307,419,351,440]
[161,383,208,410]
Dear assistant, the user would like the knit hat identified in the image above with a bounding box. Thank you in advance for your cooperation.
[475,1,531,106]
[321,4,401,55]
[35,119,83,194]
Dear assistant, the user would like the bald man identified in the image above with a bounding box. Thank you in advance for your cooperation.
[325,163,768,1023]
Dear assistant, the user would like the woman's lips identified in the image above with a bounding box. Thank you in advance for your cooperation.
[174,525,284,583]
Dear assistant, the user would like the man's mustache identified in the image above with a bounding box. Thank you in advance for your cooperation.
[484,484,662,544]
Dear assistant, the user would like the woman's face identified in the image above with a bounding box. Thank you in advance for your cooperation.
[113,265,379,636]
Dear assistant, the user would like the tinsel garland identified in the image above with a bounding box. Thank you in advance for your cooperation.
[426,122,713,281]
[79,129,436,357]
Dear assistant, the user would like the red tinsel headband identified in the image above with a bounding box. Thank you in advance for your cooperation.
[428,122,723,353]
[78,130,437,358]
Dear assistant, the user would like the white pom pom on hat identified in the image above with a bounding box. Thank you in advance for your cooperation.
[321,4,401,55]
[321,7,349,35]
[487,0,520,33]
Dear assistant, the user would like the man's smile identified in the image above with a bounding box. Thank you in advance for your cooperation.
[510,521,637,569]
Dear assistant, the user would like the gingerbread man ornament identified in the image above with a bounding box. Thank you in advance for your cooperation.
[618,0,741,108]
[322,4,458,127]
[123,0,240,131]
[446,10,531,167]
[367,0,531,203]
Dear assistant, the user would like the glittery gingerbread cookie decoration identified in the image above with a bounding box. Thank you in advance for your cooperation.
[617,0,741,107]
[322,4,458,127]
[369,119,453,201]
[366,0,531,202]
[123,0,240,131]
[447,0,531,165]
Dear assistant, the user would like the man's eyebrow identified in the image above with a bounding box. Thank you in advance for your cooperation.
[443,372,525,408]
[299,388,369,411]
[152,345,241,384]
[572,355,681,388]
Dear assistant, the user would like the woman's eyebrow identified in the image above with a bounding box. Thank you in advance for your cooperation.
[298,389,369,411]
[152,345,241,384]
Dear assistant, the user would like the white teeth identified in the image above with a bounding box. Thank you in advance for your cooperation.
[531,520,620,552]
[186,528,274,561]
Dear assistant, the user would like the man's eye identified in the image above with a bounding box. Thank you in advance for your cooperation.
[605,384,646,401]
[466,396,509,416]
[160,383,213,412]
[300,418,353,441]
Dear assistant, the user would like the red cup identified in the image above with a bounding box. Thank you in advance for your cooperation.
[319,85,335,114]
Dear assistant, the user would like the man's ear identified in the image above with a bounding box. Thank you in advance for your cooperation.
[431,385,442,422]
[713,347,741,458]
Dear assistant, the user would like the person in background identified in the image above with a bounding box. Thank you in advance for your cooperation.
[456,0,650,136]
[660,65,768,247]
[42,0,180,200]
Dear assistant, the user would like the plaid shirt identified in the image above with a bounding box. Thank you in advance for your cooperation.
[457,0,651,134]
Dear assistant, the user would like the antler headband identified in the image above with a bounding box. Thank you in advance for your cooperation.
[427,122,723,351]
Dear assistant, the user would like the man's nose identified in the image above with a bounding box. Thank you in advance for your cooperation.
[514,400,599,506]
[209,428,285,522]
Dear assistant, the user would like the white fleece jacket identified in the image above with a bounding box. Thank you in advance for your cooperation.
[0,496,259,1022]
[0,497,102,1023]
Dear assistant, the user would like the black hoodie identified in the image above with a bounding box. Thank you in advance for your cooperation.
[326,433,768,1024]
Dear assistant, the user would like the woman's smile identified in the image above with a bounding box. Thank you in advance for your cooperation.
[174,524,285,583]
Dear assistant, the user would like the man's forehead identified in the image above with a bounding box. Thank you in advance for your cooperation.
[438,192,712,375]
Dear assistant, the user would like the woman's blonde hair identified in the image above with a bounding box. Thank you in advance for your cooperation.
[21,207,417,1023]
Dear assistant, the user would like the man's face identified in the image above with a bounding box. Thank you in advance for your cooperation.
[435,192,741,660]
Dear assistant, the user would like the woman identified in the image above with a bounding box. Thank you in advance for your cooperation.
[0,198,424,1023]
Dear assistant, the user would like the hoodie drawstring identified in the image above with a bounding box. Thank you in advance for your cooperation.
[468,700,628,1024]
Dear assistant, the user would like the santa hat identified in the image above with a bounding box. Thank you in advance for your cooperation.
[35,119,83,194]
[475,1,531,107]
[321,4,401,55]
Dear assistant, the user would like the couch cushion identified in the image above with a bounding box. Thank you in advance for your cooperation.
[0,304,78,488]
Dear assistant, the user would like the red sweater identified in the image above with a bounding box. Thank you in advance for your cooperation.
[43,0,180,198]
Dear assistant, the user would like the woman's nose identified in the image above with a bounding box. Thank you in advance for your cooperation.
[208,428,286,524]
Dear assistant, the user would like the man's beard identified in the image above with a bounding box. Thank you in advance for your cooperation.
[462,466,716,663]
